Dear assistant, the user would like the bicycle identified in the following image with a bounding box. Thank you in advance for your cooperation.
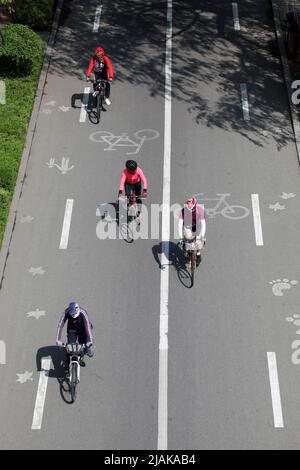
[92,78,108,124]
[64,343,86,403]
[118,190,145,243]
[178,237,205,287]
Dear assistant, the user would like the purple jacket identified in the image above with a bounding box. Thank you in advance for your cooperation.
[56,307,93,344]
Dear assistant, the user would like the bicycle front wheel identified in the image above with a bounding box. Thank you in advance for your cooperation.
[70,363,78,403]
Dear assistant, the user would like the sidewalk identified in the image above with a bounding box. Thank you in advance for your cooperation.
[271,0,300,166]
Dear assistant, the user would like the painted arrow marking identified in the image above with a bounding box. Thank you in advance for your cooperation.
[28,267,46,276]
[46,157,74,174]
[26,309,46,320]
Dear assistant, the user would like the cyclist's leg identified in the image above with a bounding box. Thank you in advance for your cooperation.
[105,81,111,99]
[79,333,94,360]
[77,333,87,366]
[67,330,77,344]
[194,228,203,266]
[124,182,134,200]
[134,181,142,205]
[66,330,77,369]
[92,73,99,93]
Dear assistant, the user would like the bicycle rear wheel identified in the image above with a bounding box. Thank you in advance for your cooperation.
[70,363,78,403]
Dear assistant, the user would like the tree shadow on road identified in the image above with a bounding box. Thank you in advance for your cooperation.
[49,0,293,151]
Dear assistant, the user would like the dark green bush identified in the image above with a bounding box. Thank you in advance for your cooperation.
[0,134,22,190]
[0,24,43,76]
[0,187,11,237]
[15,0,55,30]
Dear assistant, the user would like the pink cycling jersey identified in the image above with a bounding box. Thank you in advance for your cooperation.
[119,167,147,191]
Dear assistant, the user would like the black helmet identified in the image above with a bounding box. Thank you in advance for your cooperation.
[126,160,137,172]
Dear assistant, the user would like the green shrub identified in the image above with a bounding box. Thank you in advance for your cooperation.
[0,187,12,237]
[0,24,43,76]
[15,0,55,30]
[0,134,22,191]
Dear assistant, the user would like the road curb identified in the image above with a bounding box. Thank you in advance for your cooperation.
[0,0,65,288]
[271,0,300,167]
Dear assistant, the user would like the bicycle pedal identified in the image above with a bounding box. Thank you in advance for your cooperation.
[79,360,86,367]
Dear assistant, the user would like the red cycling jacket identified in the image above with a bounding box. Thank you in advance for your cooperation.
[119,167,147,191]
[86,49,114,80]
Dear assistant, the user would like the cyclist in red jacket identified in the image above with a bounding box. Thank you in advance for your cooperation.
[86,47,114,105]
[118,160,148,204]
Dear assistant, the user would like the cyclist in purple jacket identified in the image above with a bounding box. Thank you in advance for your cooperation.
[56,303,94,360]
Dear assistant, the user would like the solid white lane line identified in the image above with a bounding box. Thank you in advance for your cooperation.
[251,194,264,246]
[79,87,90,122]
[59,199,74,249]
[232,2,241,31]
[267,352,284,428]
[240,83,250,121]
[31,358,51,430]
[158,0,172,452]
[93,5,102,32]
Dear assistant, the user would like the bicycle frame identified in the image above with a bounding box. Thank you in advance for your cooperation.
[65,343,85,384]
[93,79,107,96]
[119,192,145,217]
[183,238,197,259]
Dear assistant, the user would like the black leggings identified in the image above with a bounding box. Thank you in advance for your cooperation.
[125,181,142,204]
[67,330,86,345]
[94,74,110,98]
[67,330,94,357]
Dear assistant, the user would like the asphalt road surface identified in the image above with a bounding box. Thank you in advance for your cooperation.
[0,0,299,450]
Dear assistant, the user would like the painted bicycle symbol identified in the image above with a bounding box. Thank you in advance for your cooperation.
[89,129,159,155]
[194,193,250,219]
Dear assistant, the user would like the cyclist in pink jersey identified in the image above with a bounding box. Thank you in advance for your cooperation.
[178,197,206,266]
[118,160,147,203]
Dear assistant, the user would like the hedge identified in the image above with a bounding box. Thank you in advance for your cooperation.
[0,188,11,239]
[0,22,43,245]
[0,23,43,76]
[15,0,55,30]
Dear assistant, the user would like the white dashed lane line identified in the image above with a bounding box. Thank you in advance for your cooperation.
[59,199,74,249]
[232,2,241,31]
[240,83,250,121]
[251,194,264,246]
[93,5,102,32]
[79,87,90,123]
[267,352,284,428]
[31,358,51,430]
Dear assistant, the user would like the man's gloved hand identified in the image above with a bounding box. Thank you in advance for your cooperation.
[108,77,113,81]
[118,190,123,197]
[142,189,147,198]
[56,340,63,347]
[86,342,94,358]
